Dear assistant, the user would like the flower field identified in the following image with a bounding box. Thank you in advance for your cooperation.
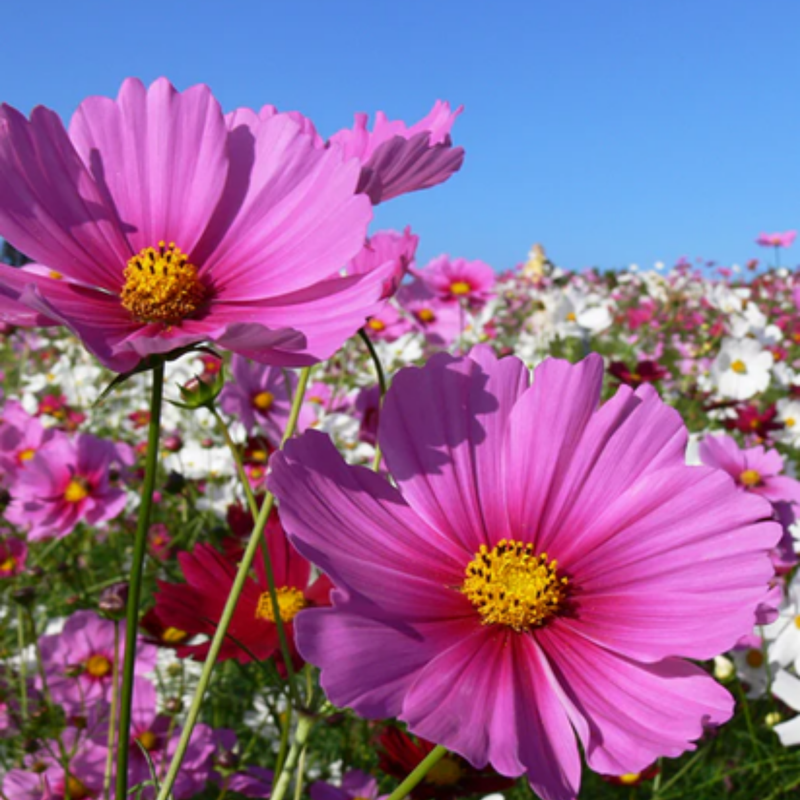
[0,78,799,800]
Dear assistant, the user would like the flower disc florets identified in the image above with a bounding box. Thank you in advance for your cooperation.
[121,242,206,324]
[255,586,307,622]
[461,539,567,631]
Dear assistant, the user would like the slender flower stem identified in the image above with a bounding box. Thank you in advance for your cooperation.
[16,606,27,721]
[270,714,314,800]
[358,328,388,472]
[155,367,311,800]
[212,406,259,519]
[116,363,165,800]
[385,744,448,800]
[103,621,121,800]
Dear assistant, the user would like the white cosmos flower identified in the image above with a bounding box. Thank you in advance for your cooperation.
[710,338,773,400]
[771,669,800,746]
[776,398,800,447]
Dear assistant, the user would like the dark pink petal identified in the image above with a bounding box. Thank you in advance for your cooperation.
[380,346,529,554]
[69,77,229,257]
[198,114,371,300]
[296,603,474,719]
[0,104,129,289]
[539,626,732,776]
[402,629,581,800]
[269,430,469,618]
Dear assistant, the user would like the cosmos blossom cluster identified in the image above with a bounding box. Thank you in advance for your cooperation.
[0,77,798,800]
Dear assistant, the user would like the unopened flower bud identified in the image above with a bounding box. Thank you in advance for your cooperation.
[98,582,128,618]
[163,697,184,715]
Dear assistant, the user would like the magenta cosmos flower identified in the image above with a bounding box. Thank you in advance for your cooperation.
[329,101,464,204]
[415,254,496,306]
[756,231,797,248]
[5,431,129,541]
[0,77,394,372]
[269,347,779,800]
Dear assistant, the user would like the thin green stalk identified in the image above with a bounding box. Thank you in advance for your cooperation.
[270,714,314,800]
[212,406,258,519]
[274,705,292,778]
[384,744,448,800]
[155,367,311,800]
[16,606,27,721]
[103,621,120,800]
[358,328,387,472]
[116,363,165,800]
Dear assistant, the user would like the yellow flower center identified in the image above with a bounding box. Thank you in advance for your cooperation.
[84,654,112,678]
[730,359,748,374]
[136,730,158,751]
[565,311,577,322]
[794,614,800,629]
[461,539,568,631]
[66,776,89,800]
[417,308,436,323]
[745,648,764,668]
[255,587,307,623]
[162,626,188,645]
[617,773,643,786]
[120,242,206,325]
[17,448,35,463]
[250,449,268,462]
[0,557,16,573]
[426,755,464,786]
[786,417,796,428]
[450,281,471,296]
[739,469,762,488]
[252,391,275,411]
[64,478,90,503]
[368,318,387,332]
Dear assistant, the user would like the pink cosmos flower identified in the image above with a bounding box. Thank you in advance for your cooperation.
[269,347,779,800]
[698,434,800,506]
[39,610,157,713]
[0,400,56,486]
[5,431,130,541]
[219,354,301,443]
[346,227,419,300]
[0,77,394,373]
[756,231,797,248]
[329,101,464,204]
[363,303,412,343]
[396,281,461,347]
[415,255,496,307]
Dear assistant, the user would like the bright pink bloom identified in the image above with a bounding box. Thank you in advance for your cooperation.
[699,434,800,505]
[329,101,464,204]
[219,354,304,443]
[346,227,419,300]
[5,432,129,540]
[363,303,412,343]
[396,280,461,347]
[38,610,157,714]
[0,78,392,372]
[0,400,55,486]
[269,348,779,800]
[756,231,797,248]
[415,255,496,306]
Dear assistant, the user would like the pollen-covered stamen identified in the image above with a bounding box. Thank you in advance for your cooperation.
[461,539,568,631]
[64,477,90,503]
[255,586,307,623]
[121,242,206,324]
[730,359,748,375]
[739,469,762,488]
[252,391,275,411]
[450,280,471,296]
[84,654,112,678]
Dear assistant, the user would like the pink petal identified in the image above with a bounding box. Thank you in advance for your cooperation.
[379,346,529,553]
[69,77,229,257]
[0,103,129,289]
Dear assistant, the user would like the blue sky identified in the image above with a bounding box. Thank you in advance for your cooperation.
[2,0,799,273]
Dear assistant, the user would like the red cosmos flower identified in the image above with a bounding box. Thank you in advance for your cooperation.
[377,727,515,800]
[722,404,783,442]
[153,513,332,667]
[607,360,668,389]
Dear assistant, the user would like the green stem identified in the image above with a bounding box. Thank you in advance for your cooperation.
[103,621,121,800]
[270,714,314,800]
[212,406,259,519]
[274,705,292,777]
[358,328,387,472]
[116,363,165,800]
[155,367,311,800]
[385,744,448,800]
[16,606,27,721]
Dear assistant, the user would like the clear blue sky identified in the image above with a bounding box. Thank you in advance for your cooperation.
[2,0,798,273]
